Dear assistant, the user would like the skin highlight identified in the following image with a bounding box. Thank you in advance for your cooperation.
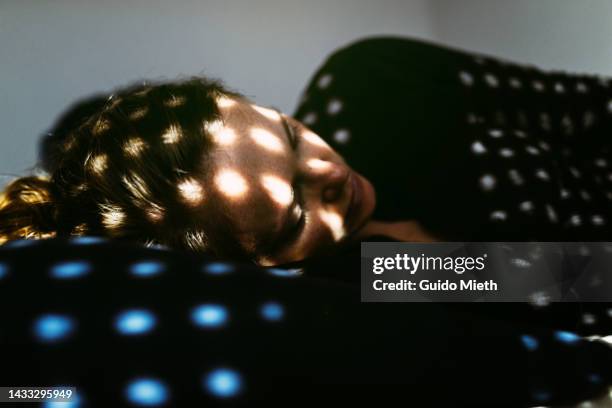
[200,96,435,266]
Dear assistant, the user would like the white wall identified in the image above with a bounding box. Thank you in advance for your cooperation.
[431,0,612,76]
[4,1,612,177]
[0,0,435,175]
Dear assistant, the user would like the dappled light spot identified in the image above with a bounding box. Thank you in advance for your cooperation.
[129,107,148,120]
[252,105,281,122]
[214,128,237,146]
[51,261,91,279]
[70,236,104,245]
[164,95,186,108]
[34,314,75,343]
[191,304,228,328]
[145,204,165,223]
[260,301,285,322]
[161,124,182,144]
[318,209,345,242]
[250,128,285,153]
[130,261,165,277]
[122,172,151,205]
[88,154,108,175]
[125,378,168,406]
[100,203,126,230]
[123,137,146,157]
[333,129,350,144]
[306,158,332,171]
[216,95,236,108]
[178,178,205,206]
[326,98,343,115]
[203,262,234,275]
[301,112,317,125]
[479,174,496,191]
[317,73,333,89]
[184,230,208,250]
[204,119,224,134]
[208,123,236,146]
[204,368,243,398]
[115,309,157,335]
[215,169,249,199]
[92,118,110,135]
[267,267,303,277]
[471,141,486,154]
[261,174,293,206]
[303,130,329,148]
[554,330,581,345]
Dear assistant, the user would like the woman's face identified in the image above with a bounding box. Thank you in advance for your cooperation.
[200,96,376,266]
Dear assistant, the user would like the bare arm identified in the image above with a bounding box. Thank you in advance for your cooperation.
[354,219,439,242]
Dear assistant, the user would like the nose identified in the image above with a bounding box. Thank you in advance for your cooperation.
[303,159,350,203]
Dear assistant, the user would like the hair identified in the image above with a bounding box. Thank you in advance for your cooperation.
[0,77,254,260]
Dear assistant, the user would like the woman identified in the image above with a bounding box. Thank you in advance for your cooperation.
[2,37,612,406]
[0,78,434,268]
[2,36,611,264]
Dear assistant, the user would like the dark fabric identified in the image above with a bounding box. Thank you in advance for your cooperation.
[293,36,612,241]
[1,238,611,407]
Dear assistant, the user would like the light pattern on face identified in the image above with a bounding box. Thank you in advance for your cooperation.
[302,130,330,149]
[317,209,346,242]
[251,105,281,122]
[306,158,332,171]
[216,96,236,108]
[215,170,249,199]
[198,97,375,265]
[249,128,285,153]
[260,174,293,207]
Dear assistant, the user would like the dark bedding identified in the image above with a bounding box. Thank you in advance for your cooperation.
[0,238,611,407]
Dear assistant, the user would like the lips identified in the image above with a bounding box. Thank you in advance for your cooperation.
[344,171,364,233]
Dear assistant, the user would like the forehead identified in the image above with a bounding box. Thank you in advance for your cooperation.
[204,97,294,248]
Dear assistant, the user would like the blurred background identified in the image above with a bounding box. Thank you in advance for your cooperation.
[1,0,612,177]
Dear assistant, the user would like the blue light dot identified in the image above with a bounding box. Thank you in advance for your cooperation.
[6,239,36,248]
[115,310,157,335]
[520,334,539,351]
[203,262,233,275]
[0,263,8,280]
[126,378,168,406]
[191,304,228,328]
[267,268,302,278]
[554,330,581,345]
[50,261,91,279]
[130,261,165,277]
[260,302,285,322]
[204,368,243,398]
[43,393,81,408]
[70,236,105,245]
[34,314,75,343]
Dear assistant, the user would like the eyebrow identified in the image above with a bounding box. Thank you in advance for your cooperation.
[274,108,298,150]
